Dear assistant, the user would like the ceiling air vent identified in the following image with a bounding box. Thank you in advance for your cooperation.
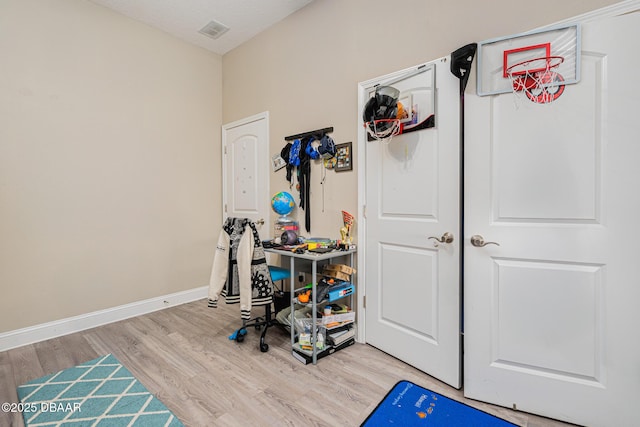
[199,20,230,40]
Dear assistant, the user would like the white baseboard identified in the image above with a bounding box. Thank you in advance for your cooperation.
[0,286,208,352]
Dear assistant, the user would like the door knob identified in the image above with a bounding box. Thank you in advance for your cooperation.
[470,235,500,247]
[428,232,454,246]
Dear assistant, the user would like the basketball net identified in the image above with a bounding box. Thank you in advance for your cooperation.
[505,56,565,106]
[364,119,402,143]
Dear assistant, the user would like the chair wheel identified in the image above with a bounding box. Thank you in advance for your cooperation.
[260,342,269,352]
[236,328,247,343]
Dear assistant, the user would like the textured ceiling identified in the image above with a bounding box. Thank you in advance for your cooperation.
[88,0,315,55]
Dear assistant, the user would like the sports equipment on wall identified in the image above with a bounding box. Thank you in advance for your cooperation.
[505,55,565,104]
[476,24,580,104]
[363,85,401,141]
[318,134,336,159]
[362,63,436,142]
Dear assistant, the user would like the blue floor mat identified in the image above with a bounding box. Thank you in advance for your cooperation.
[361,380,518,426]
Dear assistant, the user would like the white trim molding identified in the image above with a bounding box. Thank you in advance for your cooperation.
[0,286,208,352]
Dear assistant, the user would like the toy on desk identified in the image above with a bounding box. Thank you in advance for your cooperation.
[340,210,354,244]
[340,226,349,243]
[281,229,298,245]
[271,191,299,243]
[290,243,307,254]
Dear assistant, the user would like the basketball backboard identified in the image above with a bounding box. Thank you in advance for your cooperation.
[477,23,581,97]
[364,63,436,141]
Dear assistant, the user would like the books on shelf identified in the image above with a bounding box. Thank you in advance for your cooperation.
[327,325,355,346]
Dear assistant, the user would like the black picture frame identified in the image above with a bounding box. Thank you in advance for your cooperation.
[335,142,353,172]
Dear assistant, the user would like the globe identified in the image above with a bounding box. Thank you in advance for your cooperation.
[271,191,295,216]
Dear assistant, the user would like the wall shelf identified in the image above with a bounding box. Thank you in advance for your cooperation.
[284,127,333,141]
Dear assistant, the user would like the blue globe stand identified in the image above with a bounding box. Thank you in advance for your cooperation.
[271,191,298,241]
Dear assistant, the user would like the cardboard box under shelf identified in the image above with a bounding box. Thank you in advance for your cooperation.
[324,264,356,275]
[322,264,356,281]
[323,271,350,281]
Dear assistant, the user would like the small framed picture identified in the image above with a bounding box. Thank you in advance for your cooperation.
[335,142,352,172]
[272,153,287,172]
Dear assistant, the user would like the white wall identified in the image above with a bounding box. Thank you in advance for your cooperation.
[0,0,223,333]
[222,0,621,240]
[0,0,622,336]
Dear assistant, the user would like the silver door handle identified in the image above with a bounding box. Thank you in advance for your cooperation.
[428,232,454,244]
[470,235,500,247]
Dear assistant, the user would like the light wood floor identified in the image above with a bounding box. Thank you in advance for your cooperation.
[1,299,578,427]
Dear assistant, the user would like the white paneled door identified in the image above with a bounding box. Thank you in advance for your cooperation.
[360,57,462,388]
[464,10,640,427]
[222,112,270,228]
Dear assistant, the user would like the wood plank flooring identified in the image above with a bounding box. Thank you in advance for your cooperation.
[0,299,578,427]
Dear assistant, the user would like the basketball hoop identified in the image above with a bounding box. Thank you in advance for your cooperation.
[505,56,565,104]
[364,119,402,143]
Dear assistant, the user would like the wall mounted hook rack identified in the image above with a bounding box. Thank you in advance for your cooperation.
[284,127,333,141]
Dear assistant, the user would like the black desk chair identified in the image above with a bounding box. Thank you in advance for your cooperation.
[228,265,291,352]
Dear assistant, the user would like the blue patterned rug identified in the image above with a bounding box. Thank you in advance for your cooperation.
[361,380,518,426]
[17,354,184,427]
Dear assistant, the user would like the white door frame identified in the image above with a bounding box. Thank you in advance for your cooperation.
[221,111,270,222]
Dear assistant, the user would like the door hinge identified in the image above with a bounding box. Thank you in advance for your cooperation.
[224,204,227,213]
[224,145,227,155]
[363,295,366,308]
[363,205,366,219]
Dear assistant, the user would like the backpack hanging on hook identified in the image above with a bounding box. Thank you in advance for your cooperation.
[305,136,321,160]
[318,134,336,159]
